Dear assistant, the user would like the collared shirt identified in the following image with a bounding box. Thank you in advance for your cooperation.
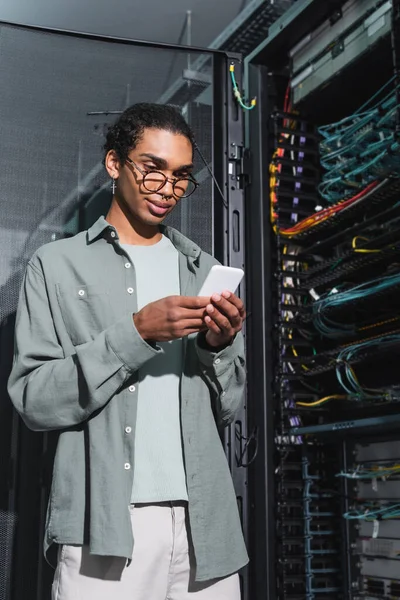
[8,216,248,582]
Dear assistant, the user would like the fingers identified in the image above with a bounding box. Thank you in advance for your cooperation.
[178,296,210,309]
[220,291,246,318]
[205,304,237,337]
[208,294,244,328]
[204,314,222,335]
[181,318,207,331]
[169,308,207,322]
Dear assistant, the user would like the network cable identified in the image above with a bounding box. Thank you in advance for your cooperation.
[343,502,400,521]
[318,77,400,202]
[337,463,400,480]
[312,271,400,337]
[229,64,256,111]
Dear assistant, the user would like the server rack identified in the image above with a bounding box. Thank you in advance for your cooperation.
[244,0,400,599]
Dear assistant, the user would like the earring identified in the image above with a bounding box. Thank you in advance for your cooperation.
[112,178,116,194]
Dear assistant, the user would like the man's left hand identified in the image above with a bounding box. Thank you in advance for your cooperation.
[203,291,246,349]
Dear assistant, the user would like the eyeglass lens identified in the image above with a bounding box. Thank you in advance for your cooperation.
[143,172,196,198]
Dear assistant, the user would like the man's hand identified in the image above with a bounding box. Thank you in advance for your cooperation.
[133,296,209,343]
[204,291,246,349]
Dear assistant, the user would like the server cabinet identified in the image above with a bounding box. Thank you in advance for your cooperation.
[245,0,400,599]
[0,23,248,600]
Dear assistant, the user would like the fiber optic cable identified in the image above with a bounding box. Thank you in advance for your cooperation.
[229,64,256,111]
[343,502,400,521]
[337,463,400,480]
[318,78,400,202]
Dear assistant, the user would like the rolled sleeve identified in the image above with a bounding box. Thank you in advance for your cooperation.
[106,314,161,372]
[195,333,246,426]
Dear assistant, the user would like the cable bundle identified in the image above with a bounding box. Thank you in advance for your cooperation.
[343,502,400,521]
[274,180,379,238]
[337,462,400,480]
[312,272,400,337]
[319,77,400,202]
[335,333,400,400]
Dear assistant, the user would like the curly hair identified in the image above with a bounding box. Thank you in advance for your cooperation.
[103,103,194,164]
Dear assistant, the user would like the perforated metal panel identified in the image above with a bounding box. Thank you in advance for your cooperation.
[0,23,216,600]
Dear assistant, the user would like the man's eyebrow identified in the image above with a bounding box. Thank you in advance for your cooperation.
[138,153,194,171]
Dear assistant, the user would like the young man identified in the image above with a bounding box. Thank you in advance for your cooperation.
[8,103,248,600]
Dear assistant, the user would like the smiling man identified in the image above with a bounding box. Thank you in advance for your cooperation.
[8,104,248,600]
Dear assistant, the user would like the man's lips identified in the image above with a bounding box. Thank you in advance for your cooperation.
[145,199,172,216]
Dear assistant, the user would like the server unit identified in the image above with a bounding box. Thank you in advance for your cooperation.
[245,0,400,598]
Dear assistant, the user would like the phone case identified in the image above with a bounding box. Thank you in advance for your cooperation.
[198,265,244,297]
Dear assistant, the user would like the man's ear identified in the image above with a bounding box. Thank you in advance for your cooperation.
[105,150,121,180]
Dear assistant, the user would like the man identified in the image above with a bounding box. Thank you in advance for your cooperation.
[8,103,248,600]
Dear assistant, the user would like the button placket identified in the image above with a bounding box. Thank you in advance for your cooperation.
[120,250,137,477]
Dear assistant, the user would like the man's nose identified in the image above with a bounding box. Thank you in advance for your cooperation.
[160,177,175,198]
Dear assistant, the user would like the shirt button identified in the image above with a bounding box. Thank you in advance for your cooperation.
[78,289,85,297]
[127,287,134,294]
[124,463,131,470]
[110,231,116,238]
[214,358,221,365]
[125,262,131,269]
[221,391,226,397]
[125,426,132,434]
[129,385,136,393]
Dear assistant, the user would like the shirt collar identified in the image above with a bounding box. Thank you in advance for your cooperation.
[87,216,113,243]
[87,216,201,260]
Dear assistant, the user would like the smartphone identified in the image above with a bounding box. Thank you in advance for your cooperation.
[198,265,244,297]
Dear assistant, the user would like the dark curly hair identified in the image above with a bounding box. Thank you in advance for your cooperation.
[103,103,194,164]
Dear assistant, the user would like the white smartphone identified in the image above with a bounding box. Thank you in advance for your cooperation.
[198,265,244,297]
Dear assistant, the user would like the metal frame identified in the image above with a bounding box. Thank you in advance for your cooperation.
[244,62,277,600]
[212,52,250,600]
[245,0,350,72]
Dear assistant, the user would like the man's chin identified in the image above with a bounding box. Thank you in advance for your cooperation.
[139,211,170,226]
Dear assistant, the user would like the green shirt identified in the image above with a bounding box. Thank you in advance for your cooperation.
[8,216,248,582]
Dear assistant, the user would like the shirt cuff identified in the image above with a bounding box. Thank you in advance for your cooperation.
[105,313,161,372]
[196,332,241,373]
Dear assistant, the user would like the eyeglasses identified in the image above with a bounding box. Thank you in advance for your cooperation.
[126,158,199,199]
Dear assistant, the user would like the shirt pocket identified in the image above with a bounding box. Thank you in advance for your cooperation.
[56,284,112,346]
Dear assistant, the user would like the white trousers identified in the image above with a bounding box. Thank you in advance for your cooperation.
[52,502,241,600]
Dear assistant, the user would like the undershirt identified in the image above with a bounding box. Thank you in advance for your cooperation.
[121,235,188,503]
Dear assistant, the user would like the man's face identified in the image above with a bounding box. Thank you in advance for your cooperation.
[109,128,194,226]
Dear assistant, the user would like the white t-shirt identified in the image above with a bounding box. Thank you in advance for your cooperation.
[121,235,188,503]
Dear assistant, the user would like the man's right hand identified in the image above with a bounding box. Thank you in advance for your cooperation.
[133,296,209,343]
